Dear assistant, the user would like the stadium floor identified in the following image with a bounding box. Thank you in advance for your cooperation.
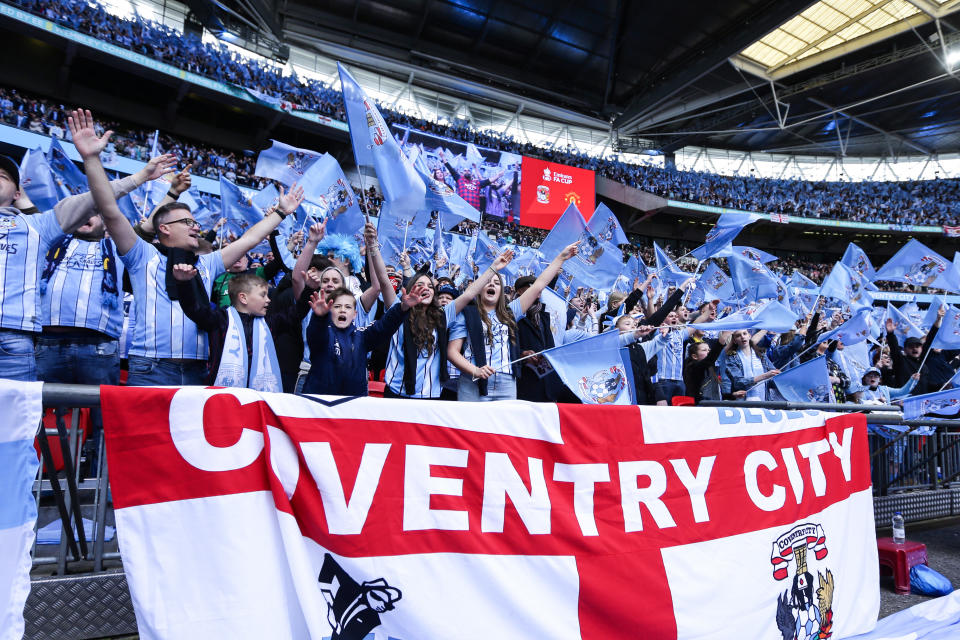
[879,516,960,618]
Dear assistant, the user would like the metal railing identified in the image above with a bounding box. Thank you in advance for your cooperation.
[32,386,960,576]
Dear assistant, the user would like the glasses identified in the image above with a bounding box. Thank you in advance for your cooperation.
[165,217,200,229]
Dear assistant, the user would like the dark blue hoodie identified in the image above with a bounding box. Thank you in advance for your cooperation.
[302,303,406,395]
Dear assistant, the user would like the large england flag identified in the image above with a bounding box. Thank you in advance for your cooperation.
[101,387,879,639]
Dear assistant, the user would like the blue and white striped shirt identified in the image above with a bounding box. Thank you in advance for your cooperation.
[448,299,525,375]
[41,238,125,338]
[385,302,458,398]
[0,209,63,332]
[120,239,225,360]
[657,328,685,381]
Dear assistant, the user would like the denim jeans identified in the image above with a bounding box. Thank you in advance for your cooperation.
[654,379,686,404]
[457,373,517,402]
[36,335,120,386]
[126,354,208,386]
[0,329,37,382]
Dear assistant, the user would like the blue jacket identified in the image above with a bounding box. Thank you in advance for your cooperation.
[303,303,406,396]
[720,347,775,397]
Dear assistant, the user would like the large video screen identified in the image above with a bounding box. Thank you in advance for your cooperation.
[391,125,522,222]
[518,157,596,230]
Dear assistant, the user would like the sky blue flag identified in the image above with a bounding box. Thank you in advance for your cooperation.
[688,309,759,332]
[819,262,872,310]
[716,245,778,264]
[654,242,690,287]
[750,299,798,333]
[408,148,481,226]
[903,387,960,420]
[254,139,322,186]
[789,289,819,317]
[931,306,960,350]
[817,307,873,345]
[337,63,376,170]
[510,245,545,278]
[46,137,87,198]
[585,203,629,248]
[727,252,783,300]
[875,239,960,292]
[690,211,761,261]
[473,231,502,274]
[901,301,924,327]
[19,147,58,212]
[220,177,266,237]
[541,286,569,344]
[539,203,624,290]
[692,261,736,306]
[542,330,634,405]
[338,63,425,212]
[298,153,365,236]
[772,356,835,403]
[788,270,818,290]
[920,297,947,332]
[886,302,924,341]
[841,242,876,280]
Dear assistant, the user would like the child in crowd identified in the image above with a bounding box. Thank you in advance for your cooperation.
[301,282,428,395]
[172,267,311,391]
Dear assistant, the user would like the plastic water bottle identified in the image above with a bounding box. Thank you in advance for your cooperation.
[892,512,905,544]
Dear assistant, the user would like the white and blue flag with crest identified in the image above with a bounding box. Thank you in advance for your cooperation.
[542,330,634,405]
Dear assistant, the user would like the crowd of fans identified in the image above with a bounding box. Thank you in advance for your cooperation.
[11,0,960,228]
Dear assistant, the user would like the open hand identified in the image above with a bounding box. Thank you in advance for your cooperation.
[171,163,193,194]
[67,109,112,158]
[308,220,326,244]
[278,183,305,214]
[143,154,177,182]
[492,248,515,271]
[309,291,333,316]
[559,242,578,261]
[400,283,428,310]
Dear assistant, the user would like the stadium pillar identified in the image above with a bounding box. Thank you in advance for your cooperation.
[664,152,675,170]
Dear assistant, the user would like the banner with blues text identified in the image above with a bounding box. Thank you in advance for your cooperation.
[101,387,879,639]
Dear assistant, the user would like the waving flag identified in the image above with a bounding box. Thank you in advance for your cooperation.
[46,137,88,198]
[772,356,835,403]
[338,63,425,212]
[692,262,735,306]
[691,211,760,261]
[539,204,624,290]
[920,297,947,332]
[717,245,777,264]
[409,150,481,226]
[751,299,799,333]
[472,231,503,275]
[886,302,924,341]
[820,263,872,310]
[875,239,960,292]
[727,253,784,301]
[788,270,818,290]
[931,306,960,350]
[254,140,322,186]
[817,308,873,345]
[541,286,569,343]
[0,380,42,639]
[841,242,876,281]
[585,203,629,249]
[542,331,634,405]
[220,177,266,236]
[903,387,960,420]
[298,153,365,236]
[654,242,690,287]
[19,147,58,212]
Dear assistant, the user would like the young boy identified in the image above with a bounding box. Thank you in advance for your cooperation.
[302,283,427,396]
[172,266,311,391]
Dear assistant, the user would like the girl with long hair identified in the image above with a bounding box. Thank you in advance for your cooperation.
[447,243,578,401]
[383,251,516,399]
[720,329,780,400]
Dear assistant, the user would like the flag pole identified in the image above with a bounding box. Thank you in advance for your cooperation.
[140,129,160,222]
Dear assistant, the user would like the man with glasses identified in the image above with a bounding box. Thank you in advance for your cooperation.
[73,108,304,386]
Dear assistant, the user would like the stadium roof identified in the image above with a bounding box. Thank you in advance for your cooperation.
[209,0,960,157]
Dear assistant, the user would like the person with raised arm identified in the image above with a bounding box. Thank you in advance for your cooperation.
[75,109,304,385]
[446,243,578,401]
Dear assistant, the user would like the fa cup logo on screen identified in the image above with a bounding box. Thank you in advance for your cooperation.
[770,523,835,640]
[542,168,552,182]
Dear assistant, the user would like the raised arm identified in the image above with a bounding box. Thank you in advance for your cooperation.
[363,221,396,308]
[293,220,326,299]
[70,110,173,254]
[516,242,578,312]
[451,249,515,314]
[220,183,304,268]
